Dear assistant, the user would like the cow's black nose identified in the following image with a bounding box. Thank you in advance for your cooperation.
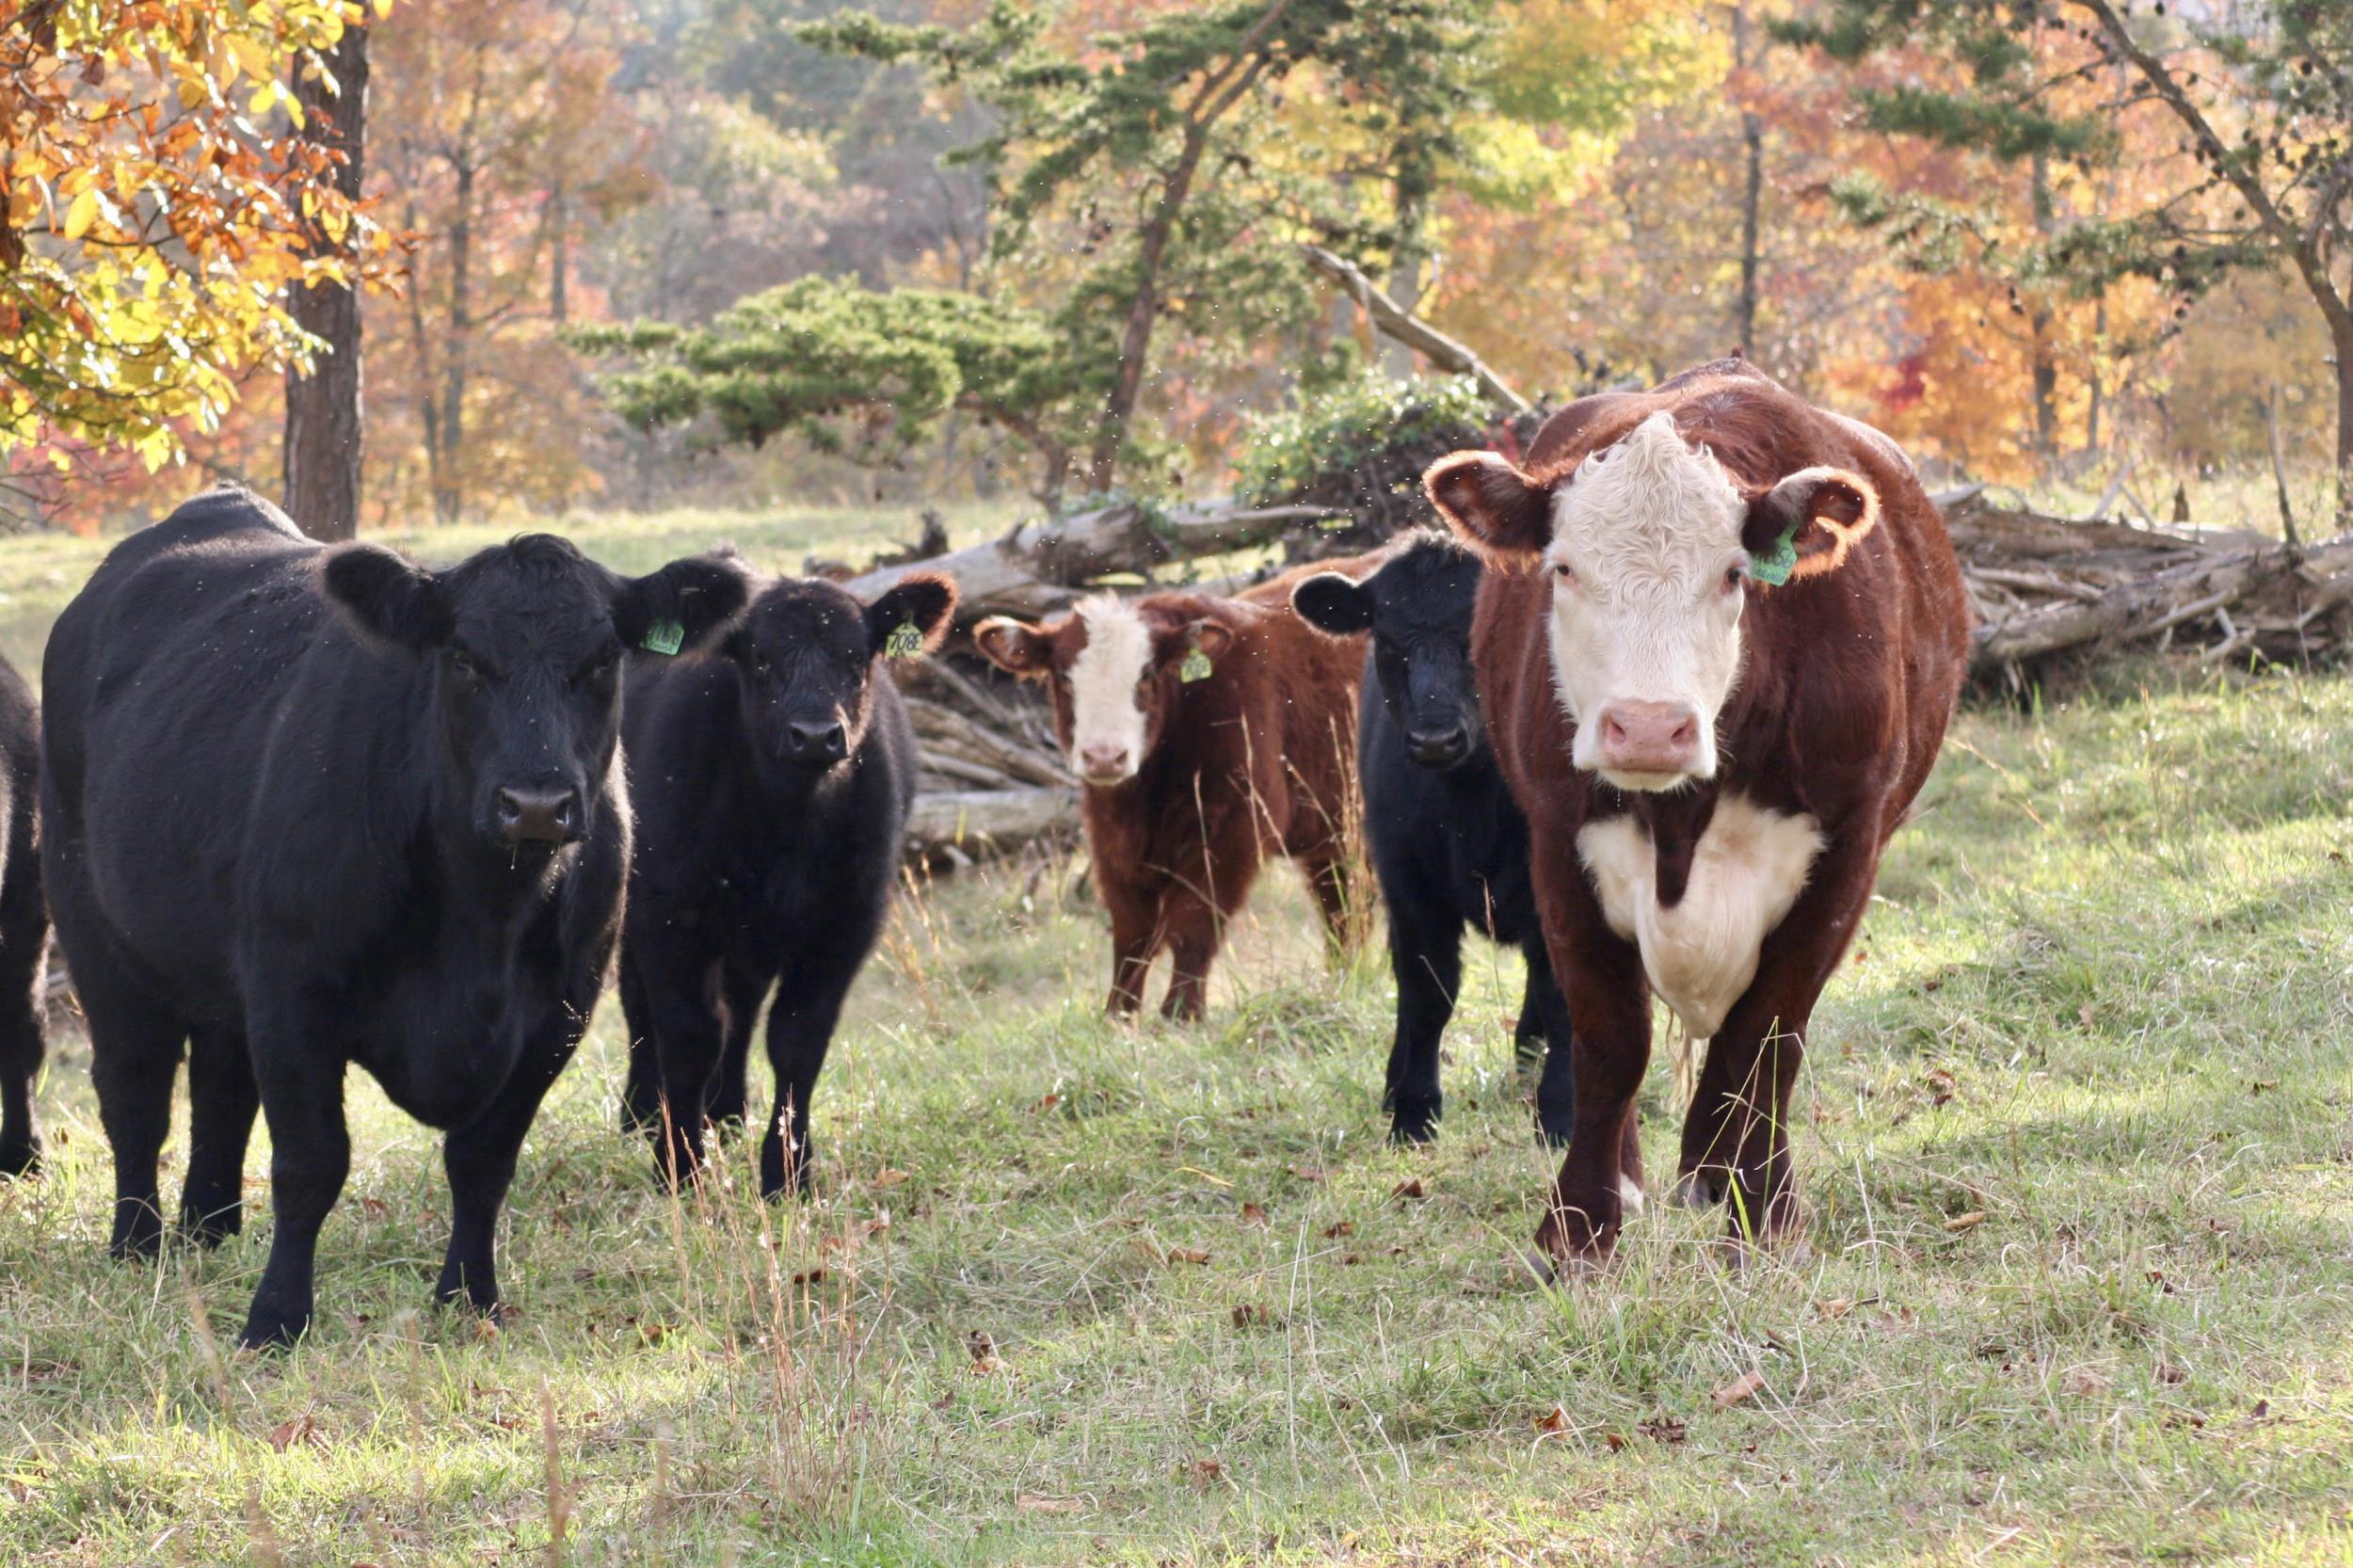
[1406,723,1470,768]
[787,719,847,761]
[496,785,579,843]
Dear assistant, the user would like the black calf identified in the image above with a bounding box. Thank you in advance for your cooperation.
[0,654,47,1179]
[618,568,958,1198]
[40,487,747,1347]
[1292,534,1577,1144]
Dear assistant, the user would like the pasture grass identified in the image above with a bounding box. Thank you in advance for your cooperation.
[1,542,2351,1560]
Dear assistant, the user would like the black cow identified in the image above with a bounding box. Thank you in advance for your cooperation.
[618,568,958,1198]
[1292,533,1577,1144]
[0,654,48,1178]
[40,487,747,1348]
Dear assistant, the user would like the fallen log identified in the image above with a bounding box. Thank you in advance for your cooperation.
[905,786,1078,865]
[846,498,1349,624]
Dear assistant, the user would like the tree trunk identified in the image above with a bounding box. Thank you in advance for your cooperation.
[1084,137,1202,495]
[548,181,568,327]
[2026,151,2058,463]
[281,23,371,542]
[435,162,475,525]
[2335,318,2353,528]
[1731,5,1762,356]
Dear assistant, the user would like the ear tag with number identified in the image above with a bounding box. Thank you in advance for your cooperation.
[1179,646,1213,683]
[641,617,686,656]
[884,619,924,660]
[1747,524,1800,587]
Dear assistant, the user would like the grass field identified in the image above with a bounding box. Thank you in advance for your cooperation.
[2,517,2352,1564]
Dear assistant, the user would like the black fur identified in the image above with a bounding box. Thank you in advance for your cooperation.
[40,486,749,1348]
[1293,535,1577,1144]
[617,569,955,1198]
[0,654,48,1178]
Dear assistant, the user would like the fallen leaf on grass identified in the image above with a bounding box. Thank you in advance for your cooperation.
[1230,1303,1273,1328]
[1638,1416,1688,1445]
[1603,1432,1627,1453]
[2077,1005,2096,1029]
[1391,1176,1428,1202]
[1924,1069,1956,1106]
[267,1414,320,1451]
[359,1196,389,1221]
[1944,1211,1986,1233]
[872,1168,909,1189]
[1815,1297,1857,1319]
[2061,1367,2109,1398]
[1016,1494,1082,1514]
[1321,1221,1354,1239]
[1286,1164,1325,1182]
[1166,1247,1210,1266]
[1033,1093,1063,1112]
[2249,1080,2278,1095]
[1534,1405,1569,1435]
[1712,1370,1767,1410]
[2157,1364,2188,1385]
[967,1331,1002,1373]
[1190,1459,1224,1483]
[1239,1202,1269,1226]
[636,1321,670,1347]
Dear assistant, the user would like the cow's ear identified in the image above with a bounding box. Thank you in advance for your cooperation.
[865,572,959,658]
[1425,452,1551,558]
[321,543,453,654]
[1289,571,1373,636]
[615,553,752,653]
[1184,617,1238,663]
[972,616,1054,678]
[1742,467,1881,584]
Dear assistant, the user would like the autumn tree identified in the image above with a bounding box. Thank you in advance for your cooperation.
[369,0,651,522]
[1791,0,2353,509]
[793,0,1494,497]
[1,1,392,514]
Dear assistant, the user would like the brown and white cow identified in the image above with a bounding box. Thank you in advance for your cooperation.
[1426,358,1970,1264]
[974,559,1374,1019]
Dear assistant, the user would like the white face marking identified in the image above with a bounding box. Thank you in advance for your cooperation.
[1575,794,1824,1038]
[1064,594,1154,784]
[1544,410,1752,790]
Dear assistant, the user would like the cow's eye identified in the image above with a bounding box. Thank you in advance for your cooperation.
[575,651,618,686]
[1551,562,1576,584]
[1723,564,1747,593]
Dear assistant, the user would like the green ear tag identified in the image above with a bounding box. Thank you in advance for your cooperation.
[641,618,685,656]
[883,619,924,660]
[1748,524,1800,587]
[1179,646,1213,683]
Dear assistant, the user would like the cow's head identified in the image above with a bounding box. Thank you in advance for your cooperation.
[721,571,957,785]
[972,593,1244,787]
[322,536,750,853]
[1292,534,1483,772]
[1426,410,1880,792]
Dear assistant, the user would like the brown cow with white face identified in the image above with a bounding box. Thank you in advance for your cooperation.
[1429,357,1971,1266]
[974,558,1373,1019]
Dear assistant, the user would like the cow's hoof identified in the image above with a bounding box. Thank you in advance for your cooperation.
[1671,1171,1724,1209]
[1389,1105,1440,1145]
[1535,1118,1574,1150]
[237,1308,310,1352]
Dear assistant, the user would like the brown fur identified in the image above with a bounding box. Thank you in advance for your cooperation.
[1454,360,1973,1262]
[979,557,1378,1018]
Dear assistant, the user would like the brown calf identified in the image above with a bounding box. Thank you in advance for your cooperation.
[1428,358,1971,1263]
[975,558,1374,1018]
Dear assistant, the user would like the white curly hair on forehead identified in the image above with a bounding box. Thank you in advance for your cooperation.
[1549,410,1747,597]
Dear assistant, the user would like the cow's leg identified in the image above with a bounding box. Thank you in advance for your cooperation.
[1682,830,1882,1245]
[240,998,351,1349]
[0,927,44,1179]
[1523,945,1579,1148]
[639,951,728,1188]
[758,951,858,1201]
[436,1013,582,1318]
[1384,907,1459,1144]
[617,953,663,1134]
[1100,872,1158,1017]
[1672,1035,1742,1208]
[1535,961,1651,1264]
[78,959,185,1261]
[178,1025,259,1246]
[706,962,768,1134]
[1160,889,1230,1023]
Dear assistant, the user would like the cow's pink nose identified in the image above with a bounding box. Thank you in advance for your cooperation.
[1080,743,1131,778]
[1596,701,1701,774]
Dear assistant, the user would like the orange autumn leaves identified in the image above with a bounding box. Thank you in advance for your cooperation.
[2,2,397,469]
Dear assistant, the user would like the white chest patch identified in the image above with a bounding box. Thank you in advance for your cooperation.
[1065,594,1154,774]
[1575,793,1824,1037]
